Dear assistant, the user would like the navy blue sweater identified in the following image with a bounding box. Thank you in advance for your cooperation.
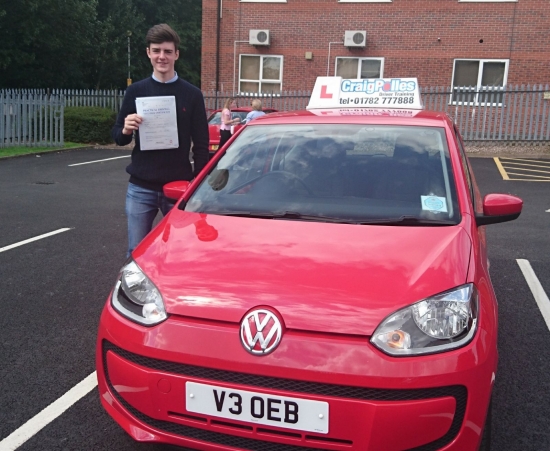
[112,77,209,191]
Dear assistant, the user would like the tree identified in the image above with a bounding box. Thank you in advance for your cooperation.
[0,0,98,88]
[90,0,145,89]
[0,0,202,89]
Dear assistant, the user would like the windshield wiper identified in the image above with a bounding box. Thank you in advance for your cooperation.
[202,211,455,226]
[358,215,456,226]
[205,210,358,224]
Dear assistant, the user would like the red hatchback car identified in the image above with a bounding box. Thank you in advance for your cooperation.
[207,106,277,153]
[97,78,522,451]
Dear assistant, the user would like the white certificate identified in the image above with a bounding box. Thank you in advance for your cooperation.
[135,96,179,151]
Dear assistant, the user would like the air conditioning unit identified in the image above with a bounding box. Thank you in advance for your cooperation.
[344,30,366,47]
[249,29,270,46]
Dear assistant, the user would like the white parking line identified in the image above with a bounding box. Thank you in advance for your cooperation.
[0,228,72,253]
[68,155,130,166]
[517,259,550,331]
[0,372,98,451]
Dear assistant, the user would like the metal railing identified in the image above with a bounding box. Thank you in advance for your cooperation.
[202,91,311,116]
[0,92,64,148]
[204,85,550,142]
[422,85,550,141]
[1,85,548,146]
[52,89,125,112]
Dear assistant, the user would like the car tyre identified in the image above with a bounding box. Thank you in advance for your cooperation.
[479,398,492,451]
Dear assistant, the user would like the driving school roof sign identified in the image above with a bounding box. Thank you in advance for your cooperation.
[307,77,423,110]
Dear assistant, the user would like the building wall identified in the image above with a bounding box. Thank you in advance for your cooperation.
[201,0,550,92]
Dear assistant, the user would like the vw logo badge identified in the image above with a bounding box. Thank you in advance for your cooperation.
[240,309,282,355]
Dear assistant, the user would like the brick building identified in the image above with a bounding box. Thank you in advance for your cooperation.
[201,0,550,95]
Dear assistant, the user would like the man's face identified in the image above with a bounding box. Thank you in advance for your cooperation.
[146,42,179,77]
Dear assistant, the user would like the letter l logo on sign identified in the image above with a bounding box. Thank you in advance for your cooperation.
[320,86,333,99]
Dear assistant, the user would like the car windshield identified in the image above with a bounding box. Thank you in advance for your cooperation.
[208,111,249,125]
[185,124,460,225]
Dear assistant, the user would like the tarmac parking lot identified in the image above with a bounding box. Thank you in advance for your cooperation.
[0,147,549,451]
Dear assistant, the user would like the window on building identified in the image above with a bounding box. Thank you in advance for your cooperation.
[458,0,516,2]
[338,0,391,3]
[239,55,283,94]
[451,59,508,105]
[335,58,384,79]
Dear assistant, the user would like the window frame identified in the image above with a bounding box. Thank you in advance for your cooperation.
[450,58,509,106]
[334,57,385,79]
[239,54,284,95]
[338,0,391,3]
[458,0,516,2]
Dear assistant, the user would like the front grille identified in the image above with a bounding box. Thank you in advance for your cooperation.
[103,340,467,451]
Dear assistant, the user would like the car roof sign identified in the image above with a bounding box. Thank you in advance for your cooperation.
[306,77,423,111]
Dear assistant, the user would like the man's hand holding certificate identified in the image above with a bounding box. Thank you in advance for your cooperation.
[135,96,179,151]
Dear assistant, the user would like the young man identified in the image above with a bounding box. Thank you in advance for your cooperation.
[112,24,209,257]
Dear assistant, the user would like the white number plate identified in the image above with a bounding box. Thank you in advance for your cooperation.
[186,382,329,434]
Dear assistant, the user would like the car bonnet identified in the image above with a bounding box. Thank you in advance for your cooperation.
[135,211,471,336]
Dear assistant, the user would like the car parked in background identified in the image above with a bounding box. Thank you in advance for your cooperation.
[207,106,277,153]
[97,77,522,451]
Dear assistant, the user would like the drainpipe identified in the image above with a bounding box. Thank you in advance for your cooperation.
[215,0,222,108]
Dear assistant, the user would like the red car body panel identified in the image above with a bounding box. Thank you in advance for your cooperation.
[133,212,472,336]
[97,285,495,450]
[96,106,515,450]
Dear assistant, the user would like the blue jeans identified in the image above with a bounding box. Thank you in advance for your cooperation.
[125,183,176,257]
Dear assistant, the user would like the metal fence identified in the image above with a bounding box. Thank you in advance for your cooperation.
[203,91,311,116]
[1,85,548,146]
[422,84,550,142]
[52,89,125,112]
[205,85,550,142]
[0,92,64,148]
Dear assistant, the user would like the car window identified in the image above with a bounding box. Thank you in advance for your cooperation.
[208,112,249,125]
[207,112,222,125]
[234,112,248,122]
[186,124,460,225]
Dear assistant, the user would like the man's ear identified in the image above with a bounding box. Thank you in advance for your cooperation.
[146,47,151,57]
[175,50,180,61]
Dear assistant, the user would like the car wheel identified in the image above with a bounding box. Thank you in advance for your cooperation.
[479,398,492,451]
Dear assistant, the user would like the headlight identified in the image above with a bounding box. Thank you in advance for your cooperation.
[371,284,478,356]
[111,260,167,326]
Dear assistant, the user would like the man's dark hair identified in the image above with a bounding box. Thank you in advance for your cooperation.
[146,24,181,49]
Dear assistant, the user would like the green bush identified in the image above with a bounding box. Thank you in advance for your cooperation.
[64,107,117,144]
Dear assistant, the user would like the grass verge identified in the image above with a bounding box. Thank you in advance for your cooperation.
[0,142,86,159]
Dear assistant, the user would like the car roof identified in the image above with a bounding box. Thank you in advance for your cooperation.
[246,109,453,128]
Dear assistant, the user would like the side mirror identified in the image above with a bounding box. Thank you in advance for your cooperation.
[163,180,191,200]
[475,193,523,226]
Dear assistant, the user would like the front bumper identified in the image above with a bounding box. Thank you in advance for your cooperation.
[96,301,495,451]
